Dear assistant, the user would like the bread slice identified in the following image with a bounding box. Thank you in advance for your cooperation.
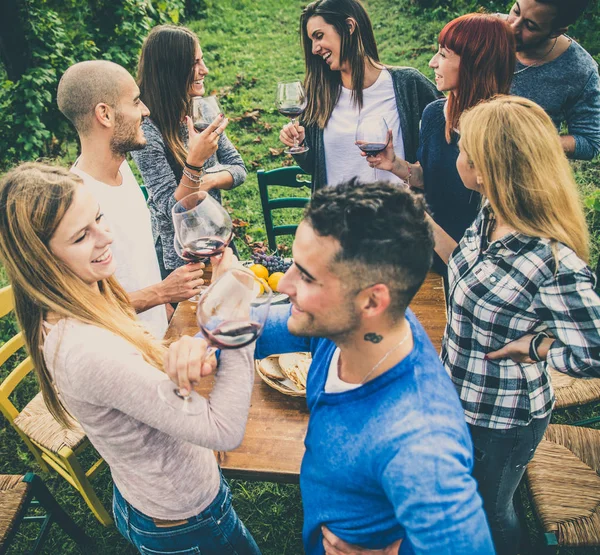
[258,356,286,381]
[278,352,311,390]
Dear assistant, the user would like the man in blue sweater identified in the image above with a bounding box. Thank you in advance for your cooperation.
[507,0,600,160]
[256,180,493,554]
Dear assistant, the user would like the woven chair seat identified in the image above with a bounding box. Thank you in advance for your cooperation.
[13,393,85,454]
[548,367,600,409]
[526,424,600,547]
[0,475,28,546]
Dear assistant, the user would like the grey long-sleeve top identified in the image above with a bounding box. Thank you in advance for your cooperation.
[511,38,600,161]
[293,66,440,192]
[131,118,247,270]
[43,318,254,519]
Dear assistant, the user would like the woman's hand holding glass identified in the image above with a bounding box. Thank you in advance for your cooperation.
[359,128,396,171]
[163,335,218,398]
[185,113,229,168]
[210,245,238,282]
[360,129,423,189]
[279,120,306,151]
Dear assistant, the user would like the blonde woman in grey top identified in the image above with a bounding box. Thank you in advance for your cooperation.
[0,163,261,554]
[132,25,247,273]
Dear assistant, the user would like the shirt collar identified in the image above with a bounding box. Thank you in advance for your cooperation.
[478,205,540,256]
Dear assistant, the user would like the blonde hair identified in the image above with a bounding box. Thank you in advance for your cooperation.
[0,163,166,427]
[459,95,589,263]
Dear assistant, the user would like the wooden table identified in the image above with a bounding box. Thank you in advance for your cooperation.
[165,272,447,483]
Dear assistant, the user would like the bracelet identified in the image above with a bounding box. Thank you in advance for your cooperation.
[184,161,204,172]
[182,168,204,186]
[528,331,549,362]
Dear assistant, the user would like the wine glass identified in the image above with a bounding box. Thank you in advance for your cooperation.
[276,81,309,155]
[172,191,233,262]
[355,115,390,180]
[190,96,222,132]
[172,191,232,303]
[157,268,273,413]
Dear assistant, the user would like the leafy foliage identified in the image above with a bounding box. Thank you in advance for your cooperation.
[408,0,600,62]
[0,0,207,170]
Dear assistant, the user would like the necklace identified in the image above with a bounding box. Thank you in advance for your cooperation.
[359,327,412,385]
[514,37,558,75]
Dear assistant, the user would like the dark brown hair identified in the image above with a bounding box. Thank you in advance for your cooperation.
[535,0,590,28]
[305,179,433,316]
[301,0,380,129]
[137,25,198,168]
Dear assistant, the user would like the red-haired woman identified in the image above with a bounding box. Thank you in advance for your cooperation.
[368,13,515,269]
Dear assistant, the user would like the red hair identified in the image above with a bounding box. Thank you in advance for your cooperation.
[438,13,516,142]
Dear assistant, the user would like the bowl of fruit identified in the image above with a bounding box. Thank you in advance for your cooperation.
[245,251,292,304]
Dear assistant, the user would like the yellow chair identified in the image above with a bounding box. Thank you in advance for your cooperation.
[0,285,111,526]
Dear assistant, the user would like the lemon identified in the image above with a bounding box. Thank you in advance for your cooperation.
[268,272,285,292]
[249,263,269,280]
[254,277,269,297]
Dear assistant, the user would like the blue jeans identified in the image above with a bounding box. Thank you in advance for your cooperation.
[113,476,261,554]
[469,414,551,555]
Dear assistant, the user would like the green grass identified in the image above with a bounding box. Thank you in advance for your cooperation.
[1,0,600,553]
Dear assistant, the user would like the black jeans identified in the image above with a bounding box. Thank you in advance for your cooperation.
[469,414,551,555]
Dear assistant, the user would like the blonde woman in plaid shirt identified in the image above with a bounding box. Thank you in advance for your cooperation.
[427,95,600,555]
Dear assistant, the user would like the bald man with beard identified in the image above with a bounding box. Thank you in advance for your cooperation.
[57,61,223,337]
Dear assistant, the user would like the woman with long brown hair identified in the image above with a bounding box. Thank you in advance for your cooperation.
[279,0,439,191]
[132,25,246,277]
[0,163,260,554]
[369,13,515,269]
[430,96,600,555]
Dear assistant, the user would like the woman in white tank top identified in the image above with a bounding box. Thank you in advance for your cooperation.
[279,0,439,191]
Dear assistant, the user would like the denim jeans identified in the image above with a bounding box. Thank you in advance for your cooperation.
[469,414,551,555]
[113,476,261,554]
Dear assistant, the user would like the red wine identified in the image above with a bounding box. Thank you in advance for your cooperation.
[203,321,261,348]
[194,122,210,132]
[181,235,229,261]
[357,142,387,156]
[279,107,304,118]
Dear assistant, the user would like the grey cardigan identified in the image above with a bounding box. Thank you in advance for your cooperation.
[293,66,440,192]
[131,118,247,270]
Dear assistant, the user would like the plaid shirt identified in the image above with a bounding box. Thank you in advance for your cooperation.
[441,205,600,429]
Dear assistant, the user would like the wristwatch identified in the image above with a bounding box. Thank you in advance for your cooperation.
[529,331,549,362]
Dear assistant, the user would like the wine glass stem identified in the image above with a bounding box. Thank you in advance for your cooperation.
[172,345,219,400]
[291,118,299,149]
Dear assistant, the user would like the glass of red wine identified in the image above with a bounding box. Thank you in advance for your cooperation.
[190,95,222,133]
[172,191,233,262]
[355,115,390,180]
[276,81,309,155]
[172,190,232,303]
[158,267,272,413]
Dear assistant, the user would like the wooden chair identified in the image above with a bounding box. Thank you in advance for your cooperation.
[257,166,310,251]
[0,286,111,526]
[0,472,91,554]
[525,423,600,552]
[548,367,600,411]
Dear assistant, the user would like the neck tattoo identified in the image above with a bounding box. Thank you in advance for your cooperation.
[360,327,411,385]
[364,332,383,344]
[514,37,558,75]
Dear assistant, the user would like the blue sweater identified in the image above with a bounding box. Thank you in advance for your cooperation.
[256,306,494,555]
[418,99,480,246]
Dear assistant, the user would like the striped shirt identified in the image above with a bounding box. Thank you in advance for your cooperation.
[442,205,600,429]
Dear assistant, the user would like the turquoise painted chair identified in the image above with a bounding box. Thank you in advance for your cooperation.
[257,166,311,251]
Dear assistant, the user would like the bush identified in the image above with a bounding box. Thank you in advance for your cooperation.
[0,0,207,170]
